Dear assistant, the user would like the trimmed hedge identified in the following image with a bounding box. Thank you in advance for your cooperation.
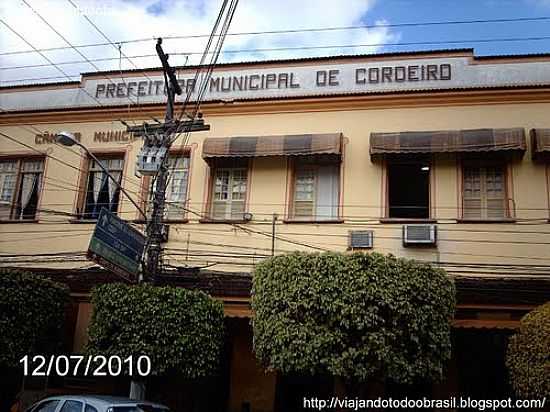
[506,302,550,398]
[0,268,70,367]
[252,252,456,383]
[86,283,225,378]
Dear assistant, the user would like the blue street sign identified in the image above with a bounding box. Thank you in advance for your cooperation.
[87,208,145,282]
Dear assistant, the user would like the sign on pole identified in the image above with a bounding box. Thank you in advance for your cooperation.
[87,208,145,283]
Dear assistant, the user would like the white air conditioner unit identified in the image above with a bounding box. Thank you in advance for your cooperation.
[348,230,374,249]
[402,224,437,246]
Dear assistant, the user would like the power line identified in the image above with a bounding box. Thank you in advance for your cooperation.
[0,18,115,108]
[64,0,158,90]
[0,53,189,71]
[3,35,550,82]
[0,131,143,194]
[1,134,550,256]
[167,203,331,252]
[11,194,550,235]
[2,232,549,275]
[167,224,550,262]
[3,212,550,249]
[2,16,549,57]
[19,1,159,124]
[0,251,86,257]
[187,36,550,56]
[164,244,550,271]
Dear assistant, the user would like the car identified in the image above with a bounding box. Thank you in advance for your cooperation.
[25,395,170,412]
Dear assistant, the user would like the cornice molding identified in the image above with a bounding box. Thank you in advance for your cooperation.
[1,87,550,125]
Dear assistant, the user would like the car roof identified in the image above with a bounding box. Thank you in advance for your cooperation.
[40,395,168,408]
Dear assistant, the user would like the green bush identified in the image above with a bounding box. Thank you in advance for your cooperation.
[0,268,69,367]
[86,283,225,378]
[252,252,456,383]
[506,302,550,398]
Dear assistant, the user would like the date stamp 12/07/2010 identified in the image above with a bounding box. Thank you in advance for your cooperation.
[19,355,151,377]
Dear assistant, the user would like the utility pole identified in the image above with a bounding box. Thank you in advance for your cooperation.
[127,38,209,283]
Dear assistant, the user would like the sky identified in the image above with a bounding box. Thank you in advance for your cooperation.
[0,0,549,86]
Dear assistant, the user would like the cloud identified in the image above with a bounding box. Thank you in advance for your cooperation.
[0,0,398,85]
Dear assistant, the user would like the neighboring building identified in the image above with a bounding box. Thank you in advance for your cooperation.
[1,49,550,410]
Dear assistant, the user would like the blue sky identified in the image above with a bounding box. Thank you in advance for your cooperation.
[363,0,550,56]
[0,0,549,85]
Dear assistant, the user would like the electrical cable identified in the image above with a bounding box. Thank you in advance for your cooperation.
[18,1,162,126]
[2,35,550,83]
[2,15,549,57]
[0,131,144,195]
[0,18,123,110]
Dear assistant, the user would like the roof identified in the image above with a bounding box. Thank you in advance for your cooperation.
[2,48,550,91]
[78,48,477,77]
[72,49,550,77]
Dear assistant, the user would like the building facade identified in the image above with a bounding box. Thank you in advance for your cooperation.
[1,49,550,410]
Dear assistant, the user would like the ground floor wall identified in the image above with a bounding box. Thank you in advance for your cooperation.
[12,313,534,412]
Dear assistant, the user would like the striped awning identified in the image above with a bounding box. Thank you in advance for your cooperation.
[202,133,342,158]
[370,128,526,157]
[530,129,550,160]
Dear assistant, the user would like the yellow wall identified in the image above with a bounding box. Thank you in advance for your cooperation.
[1,100,550,274]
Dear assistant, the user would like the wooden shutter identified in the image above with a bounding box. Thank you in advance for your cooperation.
[485,166,506,219]
[463,167,482,219]
[463,165,506,219]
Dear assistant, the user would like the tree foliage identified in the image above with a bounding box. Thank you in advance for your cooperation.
[252,252,456,383]
[86,283,225,378]
[0,268,69,367]
[506,302,550,398]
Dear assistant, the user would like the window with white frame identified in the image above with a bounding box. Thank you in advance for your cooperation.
[463,164,507,219]
[211,168,248,220]
[0,158,44,221]
[81,156,124,219]
[292,158,340,220]
[146,155,189,220]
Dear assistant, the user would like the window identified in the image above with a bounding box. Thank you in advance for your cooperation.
[81,156,124,219]
[60,400,83,412]
[210,168,247,220]
[291,158,340,220]
[0,158,44,221]
[85,406,98,412]
[387,161,430,219]
[144,155,189,220]
[32,400,60,412]
[463,165,507,219]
